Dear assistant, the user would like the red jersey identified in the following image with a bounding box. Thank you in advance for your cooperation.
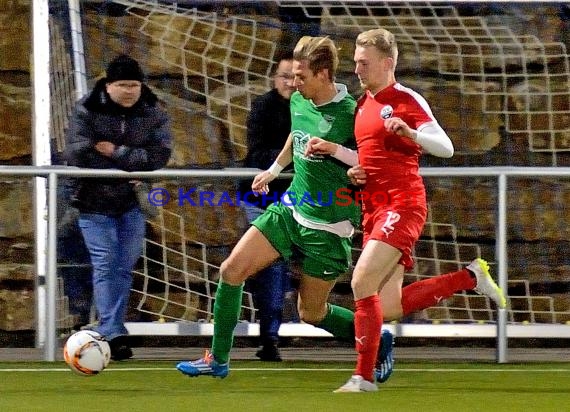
[355,82,436,213]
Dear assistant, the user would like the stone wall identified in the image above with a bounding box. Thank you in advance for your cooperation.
[0,265,35,331]
[1,2,569,331]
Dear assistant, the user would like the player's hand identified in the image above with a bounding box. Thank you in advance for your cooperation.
[251,170,276,195]
[95,141,116,157]
[384,117,413,139]
[305,137,337,157]
[347,165,366,186]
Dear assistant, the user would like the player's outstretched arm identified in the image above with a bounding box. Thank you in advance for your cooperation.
[252,133,293,195]
[305,137,359,166]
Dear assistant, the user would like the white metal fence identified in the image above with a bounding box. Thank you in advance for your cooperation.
[3,165,570,362]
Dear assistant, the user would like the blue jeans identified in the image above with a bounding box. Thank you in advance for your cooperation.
[244,205,292,344]
[78,207,145,340]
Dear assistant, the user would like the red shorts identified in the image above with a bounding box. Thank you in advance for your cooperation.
[361,204,427,271]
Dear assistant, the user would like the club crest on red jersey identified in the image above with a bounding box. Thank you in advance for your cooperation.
[380,105,394,119]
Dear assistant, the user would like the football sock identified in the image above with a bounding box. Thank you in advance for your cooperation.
[401,269,476,316]
[211,281,243,364]
[354,295,382,382]
[316,303,355,341]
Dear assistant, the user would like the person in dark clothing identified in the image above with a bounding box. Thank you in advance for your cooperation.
[57,182,92,330]
[65,55,172,360]
[239,53,297,361]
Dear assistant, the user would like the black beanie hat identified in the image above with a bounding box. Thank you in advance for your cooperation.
[106,55,145,83]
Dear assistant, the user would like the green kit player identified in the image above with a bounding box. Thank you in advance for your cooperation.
[176,36,392,383]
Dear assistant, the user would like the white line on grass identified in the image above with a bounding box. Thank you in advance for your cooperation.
[1,367,569,373]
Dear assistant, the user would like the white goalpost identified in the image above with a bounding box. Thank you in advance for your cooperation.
[31,0,53,352]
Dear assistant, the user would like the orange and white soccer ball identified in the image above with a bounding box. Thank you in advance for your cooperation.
[63,330,111,376]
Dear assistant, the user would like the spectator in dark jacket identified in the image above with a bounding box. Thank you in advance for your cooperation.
[65,55,172,360]
[240,53,297,361]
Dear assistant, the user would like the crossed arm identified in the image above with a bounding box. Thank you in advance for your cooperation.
[303,116,454,185]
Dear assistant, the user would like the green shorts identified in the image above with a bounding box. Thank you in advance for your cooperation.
[252,202,352,281]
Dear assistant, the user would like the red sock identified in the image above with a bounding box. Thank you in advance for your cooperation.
[401,269,476,316]
[354,295,382,382]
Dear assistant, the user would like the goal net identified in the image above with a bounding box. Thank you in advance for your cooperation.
[44,0,570,335]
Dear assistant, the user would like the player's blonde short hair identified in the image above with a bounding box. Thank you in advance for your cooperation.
[356,28,399,64]
[293,36,339,81]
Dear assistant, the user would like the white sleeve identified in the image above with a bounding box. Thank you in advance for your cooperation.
[332,144,359,166]
[415,123,454,158]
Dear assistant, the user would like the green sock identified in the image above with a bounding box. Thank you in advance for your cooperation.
[316,303,355,341]
[211,281,243,364]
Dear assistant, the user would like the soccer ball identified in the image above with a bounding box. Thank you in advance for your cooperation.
[63,330,111,376]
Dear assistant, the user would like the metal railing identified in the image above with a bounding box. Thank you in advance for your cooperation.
[2,165,570,361]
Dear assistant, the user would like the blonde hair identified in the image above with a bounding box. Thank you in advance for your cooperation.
[293,36,339,80]
[356,28,398,64]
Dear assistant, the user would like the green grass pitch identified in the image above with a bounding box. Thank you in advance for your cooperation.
[1,360,569,411]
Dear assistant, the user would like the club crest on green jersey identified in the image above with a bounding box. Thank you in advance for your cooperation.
[318,114,335,133]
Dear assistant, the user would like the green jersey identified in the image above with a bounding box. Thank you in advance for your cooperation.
[285,84,359,229]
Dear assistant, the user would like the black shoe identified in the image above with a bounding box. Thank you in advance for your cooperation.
[255,343,282,362]
[111,345,133,361]
[109,336,133,361]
